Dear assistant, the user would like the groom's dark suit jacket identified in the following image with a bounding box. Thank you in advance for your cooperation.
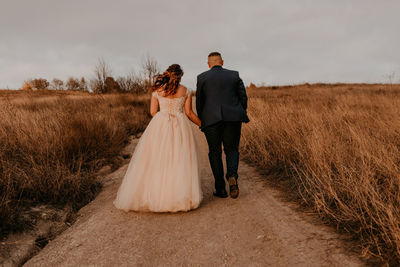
[196,65,249,131]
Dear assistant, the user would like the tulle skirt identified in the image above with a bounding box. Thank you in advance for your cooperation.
[113,111,203,212]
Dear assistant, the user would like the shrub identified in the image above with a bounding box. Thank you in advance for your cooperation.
[29,78,50,90]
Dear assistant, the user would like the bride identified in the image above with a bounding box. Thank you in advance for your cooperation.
[113,64,203,212]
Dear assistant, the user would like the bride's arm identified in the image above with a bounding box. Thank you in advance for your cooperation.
[184,92,201,127]
[150,94,159,117]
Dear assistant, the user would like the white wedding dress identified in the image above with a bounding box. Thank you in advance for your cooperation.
[113,89,203,212]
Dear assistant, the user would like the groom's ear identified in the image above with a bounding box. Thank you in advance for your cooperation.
[221,60,224,66]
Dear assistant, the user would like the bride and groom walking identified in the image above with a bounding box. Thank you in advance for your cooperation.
[113,52,249,212]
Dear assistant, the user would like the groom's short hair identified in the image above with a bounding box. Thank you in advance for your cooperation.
[208,52,222,58]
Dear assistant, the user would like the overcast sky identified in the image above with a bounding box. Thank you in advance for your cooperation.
[1,0,399,89]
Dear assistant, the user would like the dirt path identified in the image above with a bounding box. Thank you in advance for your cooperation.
[24,125,364,267]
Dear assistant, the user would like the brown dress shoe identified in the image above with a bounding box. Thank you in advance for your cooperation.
[228,177,239,198]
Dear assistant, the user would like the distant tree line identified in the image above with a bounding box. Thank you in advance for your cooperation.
[21,55,160,94]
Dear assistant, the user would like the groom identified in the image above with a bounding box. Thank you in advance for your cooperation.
[196,52,249,199]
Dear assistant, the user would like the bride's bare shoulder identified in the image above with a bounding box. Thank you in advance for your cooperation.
[177,85,189,96]
[180,85,192,94]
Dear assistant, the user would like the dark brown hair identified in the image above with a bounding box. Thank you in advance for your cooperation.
[208,52,222,57]
[151,64,183,96]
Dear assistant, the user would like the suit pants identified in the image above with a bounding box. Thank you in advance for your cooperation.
[203,121,242,191]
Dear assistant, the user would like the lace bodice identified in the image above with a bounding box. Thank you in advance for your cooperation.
[152,90,190,115]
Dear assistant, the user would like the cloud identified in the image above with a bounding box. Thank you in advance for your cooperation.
[0,0,399,89]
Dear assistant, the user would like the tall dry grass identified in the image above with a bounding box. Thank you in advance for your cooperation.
[0,90,150,237]
[241,84,400,265]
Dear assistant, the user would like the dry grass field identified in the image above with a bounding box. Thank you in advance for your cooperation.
[241,83,400,265]
[0,90,150,238]
[2,84,400,265]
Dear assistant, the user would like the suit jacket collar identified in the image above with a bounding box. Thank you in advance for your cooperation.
[211,65,223,70]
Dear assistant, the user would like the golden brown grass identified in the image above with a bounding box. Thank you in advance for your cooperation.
[241,83,400,265]
[0,90,150,237]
